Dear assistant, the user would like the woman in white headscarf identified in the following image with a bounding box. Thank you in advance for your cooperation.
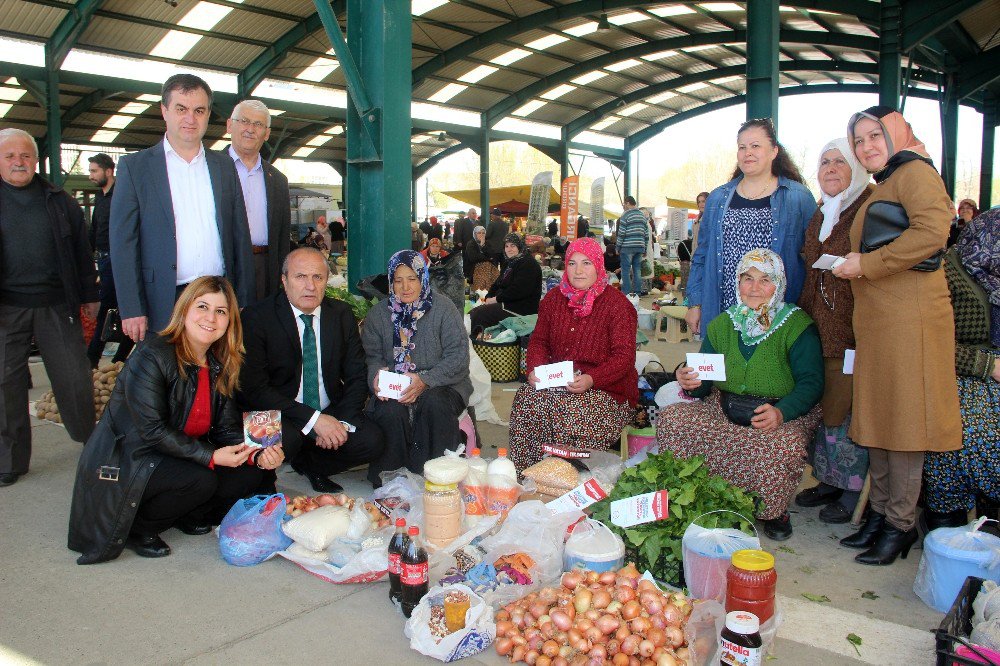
[793,139,874,524]
[656,249,824,541]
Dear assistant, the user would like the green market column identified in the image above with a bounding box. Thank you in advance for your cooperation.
[879,0,901,109]
[479,125,490,217]
[980,94,996,209]
[745,0,779,127]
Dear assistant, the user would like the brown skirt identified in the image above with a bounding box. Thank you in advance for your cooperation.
[656,390,822,519]
[508,384,634,474]
[472,262,500,292]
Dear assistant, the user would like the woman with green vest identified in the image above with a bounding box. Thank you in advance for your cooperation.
[656,249,824,541]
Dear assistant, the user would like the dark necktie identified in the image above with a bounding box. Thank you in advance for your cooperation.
[299,313,320,410]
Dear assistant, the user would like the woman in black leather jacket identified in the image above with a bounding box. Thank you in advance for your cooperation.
[68,277,284,564]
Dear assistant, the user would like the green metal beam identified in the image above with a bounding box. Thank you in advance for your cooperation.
[413,143,469,180]
[900,0,986,52]
[482,29,877,125]
[880,0,902,108]
[941,76,960,197]
[343,0,411,290]
[745,0,780,125]
[980,93,996,209]
[237,2,345,98]
[46,0,104,70]
[479,124,490,218]
[412,0,878,89]
[956,47,1000,99]
[628,83,976,149]
[622,137,632,199]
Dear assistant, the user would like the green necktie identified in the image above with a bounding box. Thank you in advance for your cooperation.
[299,313,320,410]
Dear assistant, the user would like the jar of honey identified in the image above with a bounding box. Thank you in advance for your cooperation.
[725,549,777,624]
[423,481,463,549]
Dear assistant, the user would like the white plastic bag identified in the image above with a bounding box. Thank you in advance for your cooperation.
[655,380,698,408]
[682,510,760,603]
[277,537,389,584]
[478,500,584,586]
[404,584,496,662]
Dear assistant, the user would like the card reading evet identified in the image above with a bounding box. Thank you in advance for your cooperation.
[377,369,411,400]
[686,353,726,381]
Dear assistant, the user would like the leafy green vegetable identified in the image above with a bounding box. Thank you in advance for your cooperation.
[777,545,797,554]
[846,633,862,656]
[324,286,378,322]
[589,450,756,586]
[861,590,879,600]
[802,593,831,603]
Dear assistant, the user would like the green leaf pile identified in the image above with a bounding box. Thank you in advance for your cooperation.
[324,286,379,323]
[589,450,757,586]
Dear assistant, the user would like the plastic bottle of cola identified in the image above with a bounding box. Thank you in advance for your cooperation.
[387,518,408,604]
[400,526,428,618]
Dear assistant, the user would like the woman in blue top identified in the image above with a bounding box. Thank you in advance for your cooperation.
[685,118,818,335]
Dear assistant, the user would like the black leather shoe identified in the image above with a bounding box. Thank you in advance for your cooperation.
[819,501,852,524]
[920,508,968,534]
[840,511,885,549]
[795,484,843,508]
[0,472,20,487]
[855,524,918,566]
[175,521,212,536]
[291,459,344,494]
[761,513,793,541]
[125,534,171,558]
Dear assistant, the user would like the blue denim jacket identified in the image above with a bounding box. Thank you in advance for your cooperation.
[686,175,818,325]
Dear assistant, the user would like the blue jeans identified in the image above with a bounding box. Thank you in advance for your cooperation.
[620,251,644,295]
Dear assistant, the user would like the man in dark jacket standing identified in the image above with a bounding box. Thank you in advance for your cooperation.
[484,208,508,262]
[0,128,98,486]
[452,207,476,254]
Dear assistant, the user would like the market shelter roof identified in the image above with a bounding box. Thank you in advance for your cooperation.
[0,0,996,173]
[441,183,621,219]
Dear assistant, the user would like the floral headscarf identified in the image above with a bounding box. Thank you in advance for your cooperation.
[956,207,1000,347]
[847,105,933,183]
[816,138,871,242]
[726,248,799,345]
[559,237,608,318]
[387,250,433,373]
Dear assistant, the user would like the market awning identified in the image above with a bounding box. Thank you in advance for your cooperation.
[441,184,621,219]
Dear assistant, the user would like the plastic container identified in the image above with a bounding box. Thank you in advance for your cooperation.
[423,481,463,549]
[625,427,657,458]
[486,448,519,517]
[461,448,489,526]
[720,610,762,666]
[726,549,777,624]
[563,519,625,573]
[917,522,1000,613]
[935,576,994,666]
[683,512,760,604]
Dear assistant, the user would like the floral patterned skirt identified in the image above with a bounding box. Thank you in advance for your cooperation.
[508,384,635,474]
[923,366,1000,512]
[807,414,869,492]
[472,262,500,293]
[655,390,822,520]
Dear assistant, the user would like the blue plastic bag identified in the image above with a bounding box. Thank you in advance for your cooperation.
[218,494,292,566]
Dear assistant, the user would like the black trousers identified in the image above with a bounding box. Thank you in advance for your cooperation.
[0,303,95,474]
[130,455,274,537]
[469,302,515,338]
[366,386,465,487]
[283,413,385,481]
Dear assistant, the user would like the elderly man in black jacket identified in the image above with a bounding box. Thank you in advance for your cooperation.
[0,128,98,487]
[238,248,384,492]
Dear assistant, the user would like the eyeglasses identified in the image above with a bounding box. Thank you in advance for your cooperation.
[233,117,267,131]
[739,117,775,132]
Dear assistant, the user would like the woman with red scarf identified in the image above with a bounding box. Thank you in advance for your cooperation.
[507,238,638,473]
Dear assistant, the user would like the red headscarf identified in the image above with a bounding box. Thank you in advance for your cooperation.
[559,237,608,317]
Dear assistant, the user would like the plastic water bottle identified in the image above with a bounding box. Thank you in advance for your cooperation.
[486,447,519,517]
[462,448,490,526]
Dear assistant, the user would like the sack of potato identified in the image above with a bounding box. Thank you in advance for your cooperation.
[34,362,124,425]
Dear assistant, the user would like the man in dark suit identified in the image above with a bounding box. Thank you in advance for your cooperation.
[239,247,384,492]
[223,99,290,301]
[110,73,254,343]
[452,207,476,254]
[484,208,508,262]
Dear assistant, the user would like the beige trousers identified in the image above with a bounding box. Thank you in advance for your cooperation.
[867,448,924,531]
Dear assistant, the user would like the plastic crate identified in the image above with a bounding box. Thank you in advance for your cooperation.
[936,576,999,665]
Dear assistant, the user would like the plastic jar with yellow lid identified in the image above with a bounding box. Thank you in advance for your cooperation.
[725,549,777,623]
[423,481,463,549]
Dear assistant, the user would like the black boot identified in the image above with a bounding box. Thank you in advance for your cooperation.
[976,495,1000,537]
[855,523,918,566]
[840,511,885,549]
[920,508,968,534]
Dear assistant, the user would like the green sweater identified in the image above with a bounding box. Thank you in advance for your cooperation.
[688,309,825,421]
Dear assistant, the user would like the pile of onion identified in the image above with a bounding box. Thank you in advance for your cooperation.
[493,563,694,666]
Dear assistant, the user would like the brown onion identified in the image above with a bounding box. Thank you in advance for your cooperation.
[550,610,572,632]
[641,596,663,616]
[656,653,678,666]
[622,600,642,620]
[497,620,514,637]
[513,635,528,646]
[592,589,612,610]
[512,609,527,628]
[620,563,641,579]
[512,645,526,663]
[585,609,601,622]
[615,585,636,603]
[620,635,640,656]
[616,624,631,641]
[542,640,560,658]
[596,614,620,635]
[585,571,600,584]
[629,658,640,666]
[617,576,639,590]
[571,637,590,654]
[530,602,550,619]
[575,619,593,632]
[639,640,655,658]
[540,621,555,639]
[637,580,658,594]
[536,656,552,666]
[525,650,540,665]
[649,614,666,630]
[590,644,608,661]
[562,572,584,590]
[496,637,514,656]
[574,588,593,614]
[630,616,652,635]
[662,605,683,626]
[585,626,603,643]
[552,657,569,666]
[607,600,623,614]
[599,571,617,585]
[497,609,511,622]
[646,628,666,648]
[606,638,620,656]
[665,626,684,649]
[612,654,630,666]
[567,629,583,645]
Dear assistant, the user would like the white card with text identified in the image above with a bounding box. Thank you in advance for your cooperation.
[377,370,412,400]
[686,353,727,381]
[812,254,846,270]
[843,349,855,375]
[534,361,574,389]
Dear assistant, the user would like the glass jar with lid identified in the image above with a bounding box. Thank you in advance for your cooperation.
[423,481,463,549]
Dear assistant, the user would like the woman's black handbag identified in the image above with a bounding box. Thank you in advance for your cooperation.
[633,361,679,429]
[719,391,778,427]
[101,308,126,343]
[861,201,943,272]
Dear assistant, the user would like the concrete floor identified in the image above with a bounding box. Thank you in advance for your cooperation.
[0,321,947,665]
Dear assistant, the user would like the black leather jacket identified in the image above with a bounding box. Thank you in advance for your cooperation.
[68,335,242,564]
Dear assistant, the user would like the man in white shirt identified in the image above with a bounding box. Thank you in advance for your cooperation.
[222,99,290,301]
[238,248,384,492]
[110,73,254,341]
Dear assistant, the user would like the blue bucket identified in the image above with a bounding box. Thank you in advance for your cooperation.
[919,525,1000,612]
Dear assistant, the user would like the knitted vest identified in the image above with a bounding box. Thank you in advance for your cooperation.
[708,308,813,398]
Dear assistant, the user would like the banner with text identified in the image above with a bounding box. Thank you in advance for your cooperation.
[590,177,605,229]
[526,170,552,237]
[560,175,580,242]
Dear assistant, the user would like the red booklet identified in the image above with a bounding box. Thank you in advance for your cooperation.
[243,410,281,448]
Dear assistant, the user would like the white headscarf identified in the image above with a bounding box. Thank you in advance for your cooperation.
[817,138,871,242]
